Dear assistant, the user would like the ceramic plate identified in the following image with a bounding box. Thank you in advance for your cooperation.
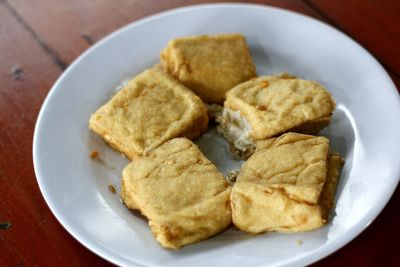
[33,4,400,267]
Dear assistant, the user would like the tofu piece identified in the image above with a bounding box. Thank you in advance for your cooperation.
[121,138,232,249]
[160,34,256,103]
[230,133,344,233]
[89,68,208,159]
[319,152,344,220]
[218,75,336,158]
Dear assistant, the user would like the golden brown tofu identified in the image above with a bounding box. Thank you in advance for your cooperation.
[160,34,256,103]
[121,138,232,249]
[230,133,344,233]
[217,75,336,158]
[89,68,208,159]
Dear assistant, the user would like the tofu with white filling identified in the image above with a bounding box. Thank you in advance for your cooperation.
[217,74,336,158]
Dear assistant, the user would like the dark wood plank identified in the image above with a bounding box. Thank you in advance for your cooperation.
[306,0,400,77]
[0,3,111,266]
[7,0,322,65]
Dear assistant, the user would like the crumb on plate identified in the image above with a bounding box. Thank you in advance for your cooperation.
[90,150,99,159]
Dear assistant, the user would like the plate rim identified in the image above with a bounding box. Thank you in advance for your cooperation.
[32,3,400,267]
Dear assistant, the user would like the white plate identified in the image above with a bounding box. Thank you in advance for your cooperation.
[33,3,400,267]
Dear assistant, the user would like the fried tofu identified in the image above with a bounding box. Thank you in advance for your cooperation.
[218,75,336,158]
[160,34,256,103]
[89,68,208,159]
[121,138,232,249]
[230,133,344,233]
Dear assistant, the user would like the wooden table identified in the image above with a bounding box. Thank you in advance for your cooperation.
[1,0,399,266]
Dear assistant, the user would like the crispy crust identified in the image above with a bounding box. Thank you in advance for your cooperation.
[121,138,232,249]
[225,75,336,140]
[231,133,344,233]
[160,34,256,103]
[179,111,209,140]
[320,152,345,220]
[89,68,209,160]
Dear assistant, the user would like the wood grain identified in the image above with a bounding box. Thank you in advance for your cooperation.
[0,3,109,266]
[0,0,399,266]
[7,0,322,65]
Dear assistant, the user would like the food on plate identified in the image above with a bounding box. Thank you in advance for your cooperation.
[89,150,99,159]
[88,33,345,249]
[217,74,336,158]
[120,138,232,249]
[160,34,257,103]
[108,184,116,194]
[89,67,208,160]
[230,132,343,233]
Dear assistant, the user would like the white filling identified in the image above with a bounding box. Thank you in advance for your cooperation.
[217,108,254,152]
